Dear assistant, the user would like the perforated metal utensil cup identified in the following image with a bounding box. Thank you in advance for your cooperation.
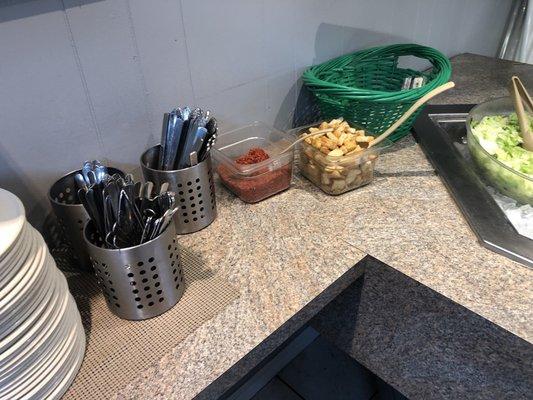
[48,168,123,272]
[140,145,217,235]
[84,220,184,320]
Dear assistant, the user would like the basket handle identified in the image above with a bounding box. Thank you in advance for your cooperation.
[369,81,455,148]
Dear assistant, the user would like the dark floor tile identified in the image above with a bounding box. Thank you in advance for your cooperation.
[251,377,302,400]
[278,336,377,400]
[373,376,409,400]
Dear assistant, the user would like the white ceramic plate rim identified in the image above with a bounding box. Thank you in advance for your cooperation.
[0,309,77,395]
[0,189,25,260]
[16,311,83,400]
[0,260,54,339]
[0,223,30,283]
[0,270,67,359]
[0,229,44,307]
[33,326,86,400]
[0,266,61,371]
[0,302,73,387]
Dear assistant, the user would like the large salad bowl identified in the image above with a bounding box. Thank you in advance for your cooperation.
[466,96,533,205]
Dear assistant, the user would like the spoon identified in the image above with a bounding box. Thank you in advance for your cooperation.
[74,173,88,193]
[159,182,170,195]
[279,128,334,153]
[81,161,92,184]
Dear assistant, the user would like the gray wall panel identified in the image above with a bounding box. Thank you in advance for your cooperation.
[0,0,512,227]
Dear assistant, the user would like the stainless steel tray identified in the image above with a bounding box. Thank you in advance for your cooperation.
[413,104,532,268]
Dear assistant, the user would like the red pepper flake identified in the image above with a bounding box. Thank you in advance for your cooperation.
[218,164,291,203]
[235,148,270,165]
[218,147,291,203]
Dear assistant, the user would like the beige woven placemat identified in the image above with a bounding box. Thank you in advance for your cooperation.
[61,249,239,400]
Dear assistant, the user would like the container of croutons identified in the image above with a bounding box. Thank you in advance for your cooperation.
[289,119,392,195]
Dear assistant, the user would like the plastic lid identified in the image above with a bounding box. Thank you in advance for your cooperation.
[0,188,26,258]
[213,122,294,175]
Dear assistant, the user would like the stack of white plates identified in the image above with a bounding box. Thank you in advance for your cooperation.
[0,188,85,399]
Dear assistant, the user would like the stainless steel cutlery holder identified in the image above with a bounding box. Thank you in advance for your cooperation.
[140,145,217,234]
[84,220,184,320]
[48,168,123,271]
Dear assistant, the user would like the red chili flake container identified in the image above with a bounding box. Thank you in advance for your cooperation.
[213,122,294,203]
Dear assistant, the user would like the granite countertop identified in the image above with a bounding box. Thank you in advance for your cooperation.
[65,54,532,400]
[112,184,368,400]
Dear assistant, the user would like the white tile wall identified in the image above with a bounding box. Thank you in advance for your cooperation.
[181,0,265,99]
[0,0,513,227]
[127,0,195,133]
[63,0,152,166]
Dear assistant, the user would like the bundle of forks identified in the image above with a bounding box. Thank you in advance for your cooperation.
[76,161,177,248]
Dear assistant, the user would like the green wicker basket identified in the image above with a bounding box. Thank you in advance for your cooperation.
[302,44,451,142]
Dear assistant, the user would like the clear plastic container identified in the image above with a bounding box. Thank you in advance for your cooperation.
[466,97,533,205]
[289,122,392,195]
[212,122,294,203]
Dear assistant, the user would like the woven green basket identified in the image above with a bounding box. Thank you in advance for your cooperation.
[302,44,451,142]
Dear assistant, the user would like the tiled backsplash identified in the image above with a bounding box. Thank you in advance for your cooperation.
[0,0,511,227]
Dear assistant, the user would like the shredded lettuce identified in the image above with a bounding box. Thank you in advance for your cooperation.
[469,113,533,205]
[471,113,533,176]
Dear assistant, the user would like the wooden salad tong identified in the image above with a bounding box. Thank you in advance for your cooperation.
[509,76,533,151]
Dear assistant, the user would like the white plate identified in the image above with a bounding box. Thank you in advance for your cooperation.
[5,305,83,400]
[0,223,33,290]
[0,300,73,389]
[0,242,52,331]
[40,325,86,400]
[0,267,63,376]
[0,253,47,340]
[0,269,67,360]
[0,223,30,285]
[33,323,86,400]
[0,199,86,400]
[40,314,86,399]
[0,271,81,399]
[0,255,54,339]
[0,230,46,309]
[0,304,76,396]
[0,226,40,303]
[0,189,25,261]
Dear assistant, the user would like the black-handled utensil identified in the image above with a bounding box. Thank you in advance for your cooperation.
[158,113,170,170]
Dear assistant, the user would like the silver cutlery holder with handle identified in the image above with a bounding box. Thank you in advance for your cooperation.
[48,168,123,272]
[140,145,217,234]
[84,219,184,320]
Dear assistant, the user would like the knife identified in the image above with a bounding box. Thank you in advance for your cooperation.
[158,113,170,170]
